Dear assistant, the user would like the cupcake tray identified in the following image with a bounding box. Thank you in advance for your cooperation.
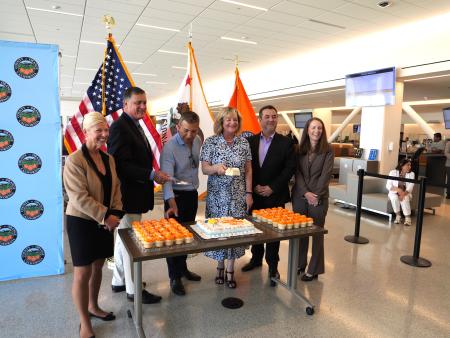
[130,230,198,253]
[251,218,314,233]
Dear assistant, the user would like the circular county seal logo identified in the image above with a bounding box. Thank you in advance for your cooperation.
[0,80,12,103]
[21,245,45,265]
[16,106,41,127]
[0,225,18,246]
[20,200,44,220]
[18,153,42,174]
[14,57,39,79]
[0,178,16,199]
[0,130,14,151]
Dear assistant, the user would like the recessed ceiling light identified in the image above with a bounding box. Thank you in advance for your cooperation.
[80,40,104,45]
[158,49,187,56]
[377,1,392,8]
[26,6,83,17]
[136,23,180,32]
[146,81,168,85]
[132,72,157,77]
[308,19,345,29]
[172,66,187,70]
[219,0,268,11]
[221,36,257,45]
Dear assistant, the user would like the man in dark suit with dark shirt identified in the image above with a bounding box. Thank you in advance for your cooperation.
[108,87,170,304]
[241,105,296,286]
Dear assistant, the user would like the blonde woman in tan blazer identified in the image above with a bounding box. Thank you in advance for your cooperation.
[292,117,334,282]
[64,112,123,338]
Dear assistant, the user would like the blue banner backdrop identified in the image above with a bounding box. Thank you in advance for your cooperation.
[0,40,64,281]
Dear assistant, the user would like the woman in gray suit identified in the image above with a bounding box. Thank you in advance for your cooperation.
[292,117,334,282]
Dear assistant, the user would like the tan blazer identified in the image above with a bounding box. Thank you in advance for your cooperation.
[292,148,334,201]
[64,149,122,224]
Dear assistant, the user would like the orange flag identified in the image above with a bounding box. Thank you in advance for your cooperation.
[228,67,261,135]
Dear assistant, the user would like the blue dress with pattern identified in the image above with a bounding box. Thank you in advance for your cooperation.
[199,134,252,261]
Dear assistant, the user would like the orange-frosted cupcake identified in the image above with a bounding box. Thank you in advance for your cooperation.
[143,236,154,249]
[174,233,184,245]
[154,235,164,248]
[272,218,280,228]
[184,232,194,244]
[278,221,287,230]
[286,219,294,229]
[164,234,175,246]
[306,217,314,226]
[299,218,307,228]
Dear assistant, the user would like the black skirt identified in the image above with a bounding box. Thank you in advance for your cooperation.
[66,215,114,266]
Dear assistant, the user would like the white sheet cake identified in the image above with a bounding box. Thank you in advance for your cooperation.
[195,217,256,237]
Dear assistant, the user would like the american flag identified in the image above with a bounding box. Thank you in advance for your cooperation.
[64,34,162,170]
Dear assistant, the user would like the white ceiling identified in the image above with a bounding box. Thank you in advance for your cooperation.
[2,0,450,101]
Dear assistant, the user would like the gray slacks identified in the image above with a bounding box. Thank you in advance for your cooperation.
[293,198,328,276]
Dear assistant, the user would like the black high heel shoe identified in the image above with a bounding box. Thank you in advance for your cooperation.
[225,270,237,289]
[215,267,224,285]
[301,273,318,282]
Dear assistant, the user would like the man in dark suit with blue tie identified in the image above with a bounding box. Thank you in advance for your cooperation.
[241,105,297,286]
[108,87,170,304]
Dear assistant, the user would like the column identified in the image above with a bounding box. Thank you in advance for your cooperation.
[359,82,404,174]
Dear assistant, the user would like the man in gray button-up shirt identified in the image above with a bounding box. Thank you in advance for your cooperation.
[161,111,202,296]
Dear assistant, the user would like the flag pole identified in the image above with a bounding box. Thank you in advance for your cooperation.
[101,15,116,115]
[188,23,193,109]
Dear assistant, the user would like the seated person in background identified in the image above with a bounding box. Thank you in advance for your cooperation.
[386,159,415,226]
[430,133,445,153]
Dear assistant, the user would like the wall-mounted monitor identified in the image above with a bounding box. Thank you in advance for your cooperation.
[294,111,312,129]
[443,107,450,129]
[345,67,396,107]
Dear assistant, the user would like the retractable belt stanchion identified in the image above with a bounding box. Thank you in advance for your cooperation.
[400,177,432,268]
[345,169,369,244]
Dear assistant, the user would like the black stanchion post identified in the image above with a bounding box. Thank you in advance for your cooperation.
[401,177,432,267]
[345,169,369,244]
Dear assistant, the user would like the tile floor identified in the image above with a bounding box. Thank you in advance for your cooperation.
[1,199,449,338]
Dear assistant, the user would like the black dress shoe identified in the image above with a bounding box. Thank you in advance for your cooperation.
[297,268,305,276]
[171,278,186,296]
[300,274,318,282]
[127,289,162,304]
[112,282,146,293]
[183,270,201,281]
[241,261,262,272]
[89,311,116,321]
[268,269,280,287]
[111,285,126,293]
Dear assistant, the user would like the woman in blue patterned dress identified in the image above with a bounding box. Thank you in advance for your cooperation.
[200,107,253,288]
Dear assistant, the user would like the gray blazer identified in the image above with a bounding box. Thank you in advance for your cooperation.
[292,148,334,203]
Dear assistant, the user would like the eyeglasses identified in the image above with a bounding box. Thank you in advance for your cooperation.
[189,152,198,168]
